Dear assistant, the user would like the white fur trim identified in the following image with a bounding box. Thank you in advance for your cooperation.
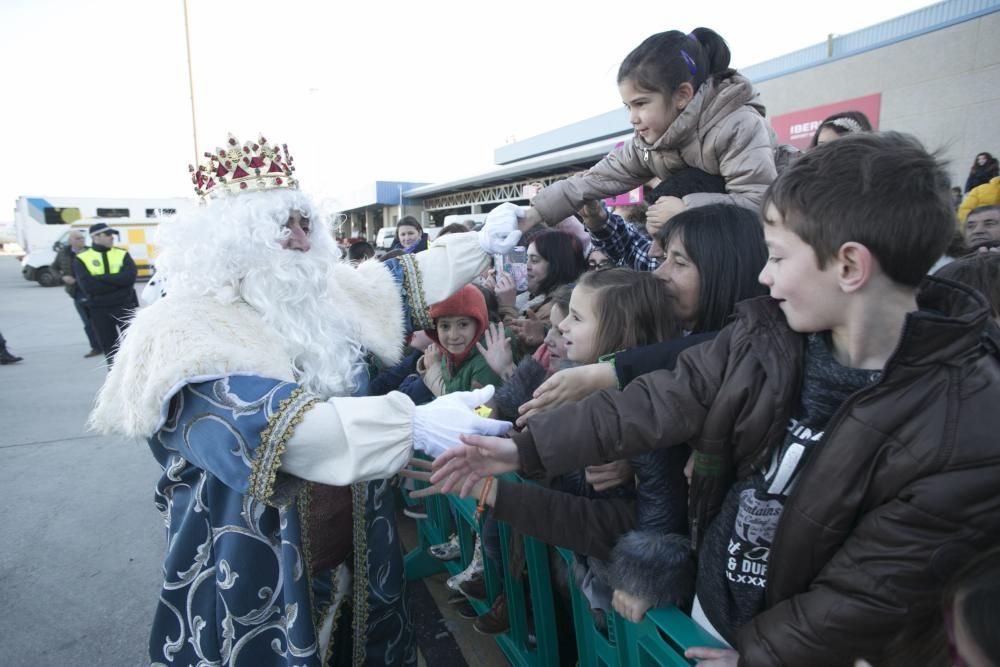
[336,261,405,367]
[89,296,296,438]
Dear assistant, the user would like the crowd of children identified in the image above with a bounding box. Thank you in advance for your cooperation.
[358,24,1000,667]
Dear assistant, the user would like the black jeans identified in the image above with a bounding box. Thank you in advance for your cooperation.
[89,306,131,364]
[73,296,101,351]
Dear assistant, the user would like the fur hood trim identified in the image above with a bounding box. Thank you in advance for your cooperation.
[334,260,405,367]
[89,295,296,438]
[90,261,405,439]
[608,530,696,610]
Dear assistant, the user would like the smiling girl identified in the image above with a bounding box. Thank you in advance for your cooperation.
[522,28,776,230]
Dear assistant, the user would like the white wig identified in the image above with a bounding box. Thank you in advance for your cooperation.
[155,189,364,397]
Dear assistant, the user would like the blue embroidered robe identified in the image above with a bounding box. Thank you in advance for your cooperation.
[147,256,430,667]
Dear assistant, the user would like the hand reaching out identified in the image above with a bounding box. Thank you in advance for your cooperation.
[430,434,519,497]
[516,363,617,426]
[510,317,546,348]
[585,459,634,492]
[612,589,654,624]
[493,270,517,308]
[476,322,515,380]
[646,196,686,236]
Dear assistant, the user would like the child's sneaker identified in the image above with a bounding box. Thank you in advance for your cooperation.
[446,538,483,592]
[428,534,460,561]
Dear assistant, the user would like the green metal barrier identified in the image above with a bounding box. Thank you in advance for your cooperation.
[402,474,725,666]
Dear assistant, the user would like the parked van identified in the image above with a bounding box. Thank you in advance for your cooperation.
[375,227,396,250]
[21,218,161,286]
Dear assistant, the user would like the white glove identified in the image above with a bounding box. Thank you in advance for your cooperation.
[478,203,524,255]
[412,385,512,458]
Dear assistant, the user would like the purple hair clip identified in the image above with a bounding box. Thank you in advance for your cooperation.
[680,49,697,77]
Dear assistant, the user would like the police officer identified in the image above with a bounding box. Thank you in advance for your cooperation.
[73,222,138,365]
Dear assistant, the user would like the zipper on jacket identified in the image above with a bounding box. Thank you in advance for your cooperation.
[764,322,911,606]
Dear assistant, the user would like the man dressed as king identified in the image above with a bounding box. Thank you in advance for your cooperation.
[89,134,522,666]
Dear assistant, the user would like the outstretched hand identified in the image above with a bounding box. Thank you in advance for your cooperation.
[430,434,519,497]
[400,456,486,501]
[683,647,740,666]
[516,363,617,426]
[477,322,514,380]
[412,386,512,458]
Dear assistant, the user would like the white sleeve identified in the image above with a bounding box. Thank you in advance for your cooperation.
[413,231,491,306]
[280,392,415,486]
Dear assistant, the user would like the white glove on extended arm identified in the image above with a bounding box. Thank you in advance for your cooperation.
[412,385,512,458]
[478,203,524,255]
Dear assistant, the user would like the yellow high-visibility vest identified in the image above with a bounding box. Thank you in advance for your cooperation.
[77,247,127,276]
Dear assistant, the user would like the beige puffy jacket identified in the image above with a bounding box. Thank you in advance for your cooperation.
[532,73,777,222]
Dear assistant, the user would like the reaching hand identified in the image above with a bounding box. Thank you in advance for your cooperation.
[430,434,519,497]
[479,203,524,255]
[476,322,514,380]
[585,460,634,492]
[420,343,441,375]
[516,363,617,426]
[510,317,546,348]
[493,270,517,308]
[400,456,487,501]
[646,196,687,236]
[683,648,740,666]
[612,589,654,624]
[412,386,512,458]
[578,200,609,230]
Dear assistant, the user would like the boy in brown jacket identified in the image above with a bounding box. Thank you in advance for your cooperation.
[432,132,1000,666]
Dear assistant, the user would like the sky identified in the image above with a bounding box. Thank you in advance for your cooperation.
[0,0,939,217]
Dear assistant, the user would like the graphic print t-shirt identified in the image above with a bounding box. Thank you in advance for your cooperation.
[696,333,879,642]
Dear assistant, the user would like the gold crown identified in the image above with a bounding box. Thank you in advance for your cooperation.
[190,133,297,198]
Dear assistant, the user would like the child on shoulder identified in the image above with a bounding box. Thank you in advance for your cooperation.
[524,28,777,232]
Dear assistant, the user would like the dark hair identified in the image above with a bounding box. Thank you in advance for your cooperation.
[436,223,469,238]
[935,253,1000,319]
[577,268,681,356]
[653,204,767,333]
[763,131,955,287]
[347,241,375,262]
[547,284,573,317]
[529,230,587,296]
[645,166,728,205]
[970,152,998,174]
[473,283,503,323]
[618,28,733,98]
[395,216,423,244]
[808,110,873,148]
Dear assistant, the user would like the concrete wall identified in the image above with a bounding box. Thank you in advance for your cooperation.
[754,12,1000,188]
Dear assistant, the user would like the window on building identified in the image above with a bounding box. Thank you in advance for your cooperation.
[96,208,130,218]
[145,208,177,218]
[43,207,82,225]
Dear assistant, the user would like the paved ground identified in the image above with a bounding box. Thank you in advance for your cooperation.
[0,255,507,666]
[0,255,163,665]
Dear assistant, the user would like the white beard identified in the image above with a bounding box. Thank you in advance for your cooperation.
[240,242,365,399]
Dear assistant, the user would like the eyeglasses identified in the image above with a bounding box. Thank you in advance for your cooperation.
[587,260,613,270]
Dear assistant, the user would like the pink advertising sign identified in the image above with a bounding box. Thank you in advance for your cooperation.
[604,141,644,206]
[771,93,882,151]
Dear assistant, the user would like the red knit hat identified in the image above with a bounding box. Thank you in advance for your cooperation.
[426,285,489,371]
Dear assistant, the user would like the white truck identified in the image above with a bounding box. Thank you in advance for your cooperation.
[14,196,194,286]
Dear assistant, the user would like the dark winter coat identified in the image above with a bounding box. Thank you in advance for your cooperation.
[512,278,1000,666]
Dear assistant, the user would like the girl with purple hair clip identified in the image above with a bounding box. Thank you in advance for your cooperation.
[522,28,778,236]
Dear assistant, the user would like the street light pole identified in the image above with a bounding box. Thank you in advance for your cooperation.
[183,0,199,166]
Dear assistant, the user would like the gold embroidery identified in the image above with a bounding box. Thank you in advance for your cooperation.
[297,483,317,638]
[350,482,370,666]
[323,566,346,666]
[250,388,320,505]
[399,254,432,331]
